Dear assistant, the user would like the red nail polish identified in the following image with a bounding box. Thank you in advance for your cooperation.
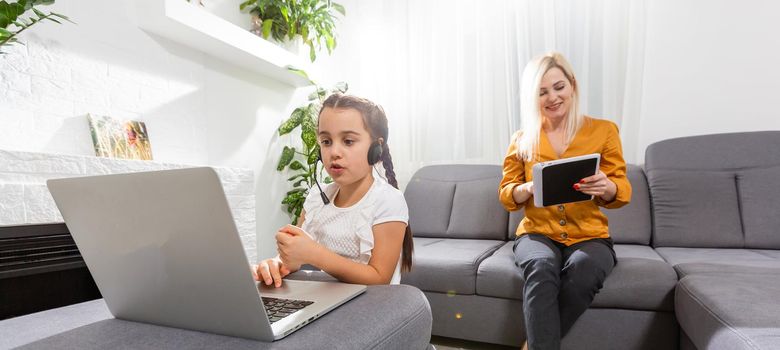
[580,179,586,184]
[573,184,580,190]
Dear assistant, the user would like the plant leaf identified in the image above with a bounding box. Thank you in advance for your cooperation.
[278,107,304,135]
[276,146,295,171]
[333,81,348,93]
[289,160,305,171]
[31,7,44,19]
[49,12,74,24]
[332,3,345,16]
[323,176,333,184]
[261,18,273,39]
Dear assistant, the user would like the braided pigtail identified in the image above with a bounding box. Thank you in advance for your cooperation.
[380,144,413,272]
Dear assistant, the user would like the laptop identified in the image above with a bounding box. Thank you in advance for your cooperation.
[46,167,366,341]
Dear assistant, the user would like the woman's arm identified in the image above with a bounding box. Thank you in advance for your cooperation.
[277,222,406,285]
[499,131,530,210]
[592,122,631,208]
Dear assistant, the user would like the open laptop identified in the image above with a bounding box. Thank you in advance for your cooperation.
[46,167,366,341]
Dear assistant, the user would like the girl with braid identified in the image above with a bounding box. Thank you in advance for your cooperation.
[253,93,413,286]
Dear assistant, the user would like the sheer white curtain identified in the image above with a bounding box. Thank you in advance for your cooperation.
[313,0,647,188]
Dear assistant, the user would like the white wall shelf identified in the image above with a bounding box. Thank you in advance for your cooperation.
[135,0,313,87]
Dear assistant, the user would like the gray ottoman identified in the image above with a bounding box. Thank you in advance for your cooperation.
[0,283,432,350]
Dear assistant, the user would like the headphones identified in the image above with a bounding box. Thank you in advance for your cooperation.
[314,139,384,205]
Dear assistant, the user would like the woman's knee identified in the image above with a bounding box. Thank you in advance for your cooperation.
[518,256,560,281]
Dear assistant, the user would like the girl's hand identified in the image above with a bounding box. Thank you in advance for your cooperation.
[252,257,292,287]
[276,225,320,271]
[575,170,617,201]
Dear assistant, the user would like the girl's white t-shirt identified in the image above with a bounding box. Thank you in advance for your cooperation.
[301,177,409,284]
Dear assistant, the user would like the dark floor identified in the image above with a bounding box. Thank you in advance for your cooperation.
[430,336,521,350]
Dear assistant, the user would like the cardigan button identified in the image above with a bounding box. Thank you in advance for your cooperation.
[561,232,568,239]
[558,205,565,212]
[559,219,567,226]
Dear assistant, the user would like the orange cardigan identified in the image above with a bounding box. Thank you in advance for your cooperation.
[499,117,631,245]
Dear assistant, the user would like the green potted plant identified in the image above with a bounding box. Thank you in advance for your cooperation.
[0,0,72,53]
[239,0,345,62]
[276,69,347,223]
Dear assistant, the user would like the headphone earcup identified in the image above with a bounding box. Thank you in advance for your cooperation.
[367,142,382,165]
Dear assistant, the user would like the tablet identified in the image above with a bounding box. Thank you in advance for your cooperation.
[532,153,601,207]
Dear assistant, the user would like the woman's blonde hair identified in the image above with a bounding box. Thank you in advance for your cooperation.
[516,52,584,162]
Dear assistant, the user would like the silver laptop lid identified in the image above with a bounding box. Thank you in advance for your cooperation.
[47,167,273,341]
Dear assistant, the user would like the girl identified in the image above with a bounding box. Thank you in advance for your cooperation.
[499,52,631,350]
[253,93,413,286]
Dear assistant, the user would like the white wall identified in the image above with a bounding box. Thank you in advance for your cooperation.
[636,0,780,162]
[0,0,305,261]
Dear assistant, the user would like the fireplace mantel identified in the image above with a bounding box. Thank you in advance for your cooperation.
[0,150,257,262]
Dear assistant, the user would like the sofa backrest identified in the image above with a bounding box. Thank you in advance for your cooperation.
[645,131,780,248]
[602,164,653,245]
[405,164,508,240]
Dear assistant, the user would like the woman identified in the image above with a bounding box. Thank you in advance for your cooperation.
[499,52,631,350]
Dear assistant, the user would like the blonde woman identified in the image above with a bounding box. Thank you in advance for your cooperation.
[499,52,632,350]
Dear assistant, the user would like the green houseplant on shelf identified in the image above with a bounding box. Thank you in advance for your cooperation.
[0,0,73,53]
[239,0,345,62]
[276,69,348,223]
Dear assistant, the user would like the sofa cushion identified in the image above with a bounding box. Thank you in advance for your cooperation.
[738,165,780,249]
[655,247,780,266]
[406,165,508,240]
[655,247,780,278]
[475,243,676,311]
[590,245,677,311]
[648,169,743,248]
[676,274,780,350]
[672,263,780,279]
[602,165,652,245]
[402,237,504,295]
[645,131,780,249]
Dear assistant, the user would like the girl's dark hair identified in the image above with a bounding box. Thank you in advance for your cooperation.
[319,93,414,272]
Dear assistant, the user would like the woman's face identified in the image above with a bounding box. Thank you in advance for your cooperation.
[317,107,374,186]
[538,67,574,122]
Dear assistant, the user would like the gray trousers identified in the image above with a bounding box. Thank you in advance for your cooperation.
[513,233,616,350]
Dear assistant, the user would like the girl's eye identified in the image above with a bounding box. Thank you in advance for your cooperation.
[539,91,547,97]
[320,139,331,146]
[344,139,354,146]
[554,85,565,91]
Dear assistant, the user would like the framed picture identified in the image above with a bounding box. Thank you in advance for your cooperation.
[87,114,153,160]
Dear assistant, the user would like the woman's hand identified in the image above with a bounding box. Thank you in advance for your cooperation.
[575,170,617,202]
[512,181,534,204]
[251,257,292,287]
[276,225,321,271]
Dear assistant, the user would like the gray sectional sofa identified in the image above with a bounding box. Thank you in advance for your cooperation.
[401,131,780,350]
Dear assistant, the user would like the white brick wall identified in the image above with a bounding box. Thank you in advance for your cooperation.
[0,150,257,263]
[0,0,306,261]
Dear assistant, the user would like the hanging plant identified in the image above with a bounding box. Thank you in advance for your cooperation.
[0,0,73,53]
[239,0,345,62]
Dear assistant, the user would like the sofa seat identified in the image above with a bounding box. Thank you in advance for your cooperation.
[676,274,780,350]
[0,285,433,350]
[475,243,677,312]
[655,247,780,278]
[402,237,504,295]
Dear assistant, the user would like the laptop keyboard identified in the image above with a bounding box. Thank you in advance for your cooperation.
[262,297,314,324]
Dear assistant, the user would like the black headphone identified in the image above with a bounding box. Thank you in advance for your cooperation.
[314,139,384,205]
